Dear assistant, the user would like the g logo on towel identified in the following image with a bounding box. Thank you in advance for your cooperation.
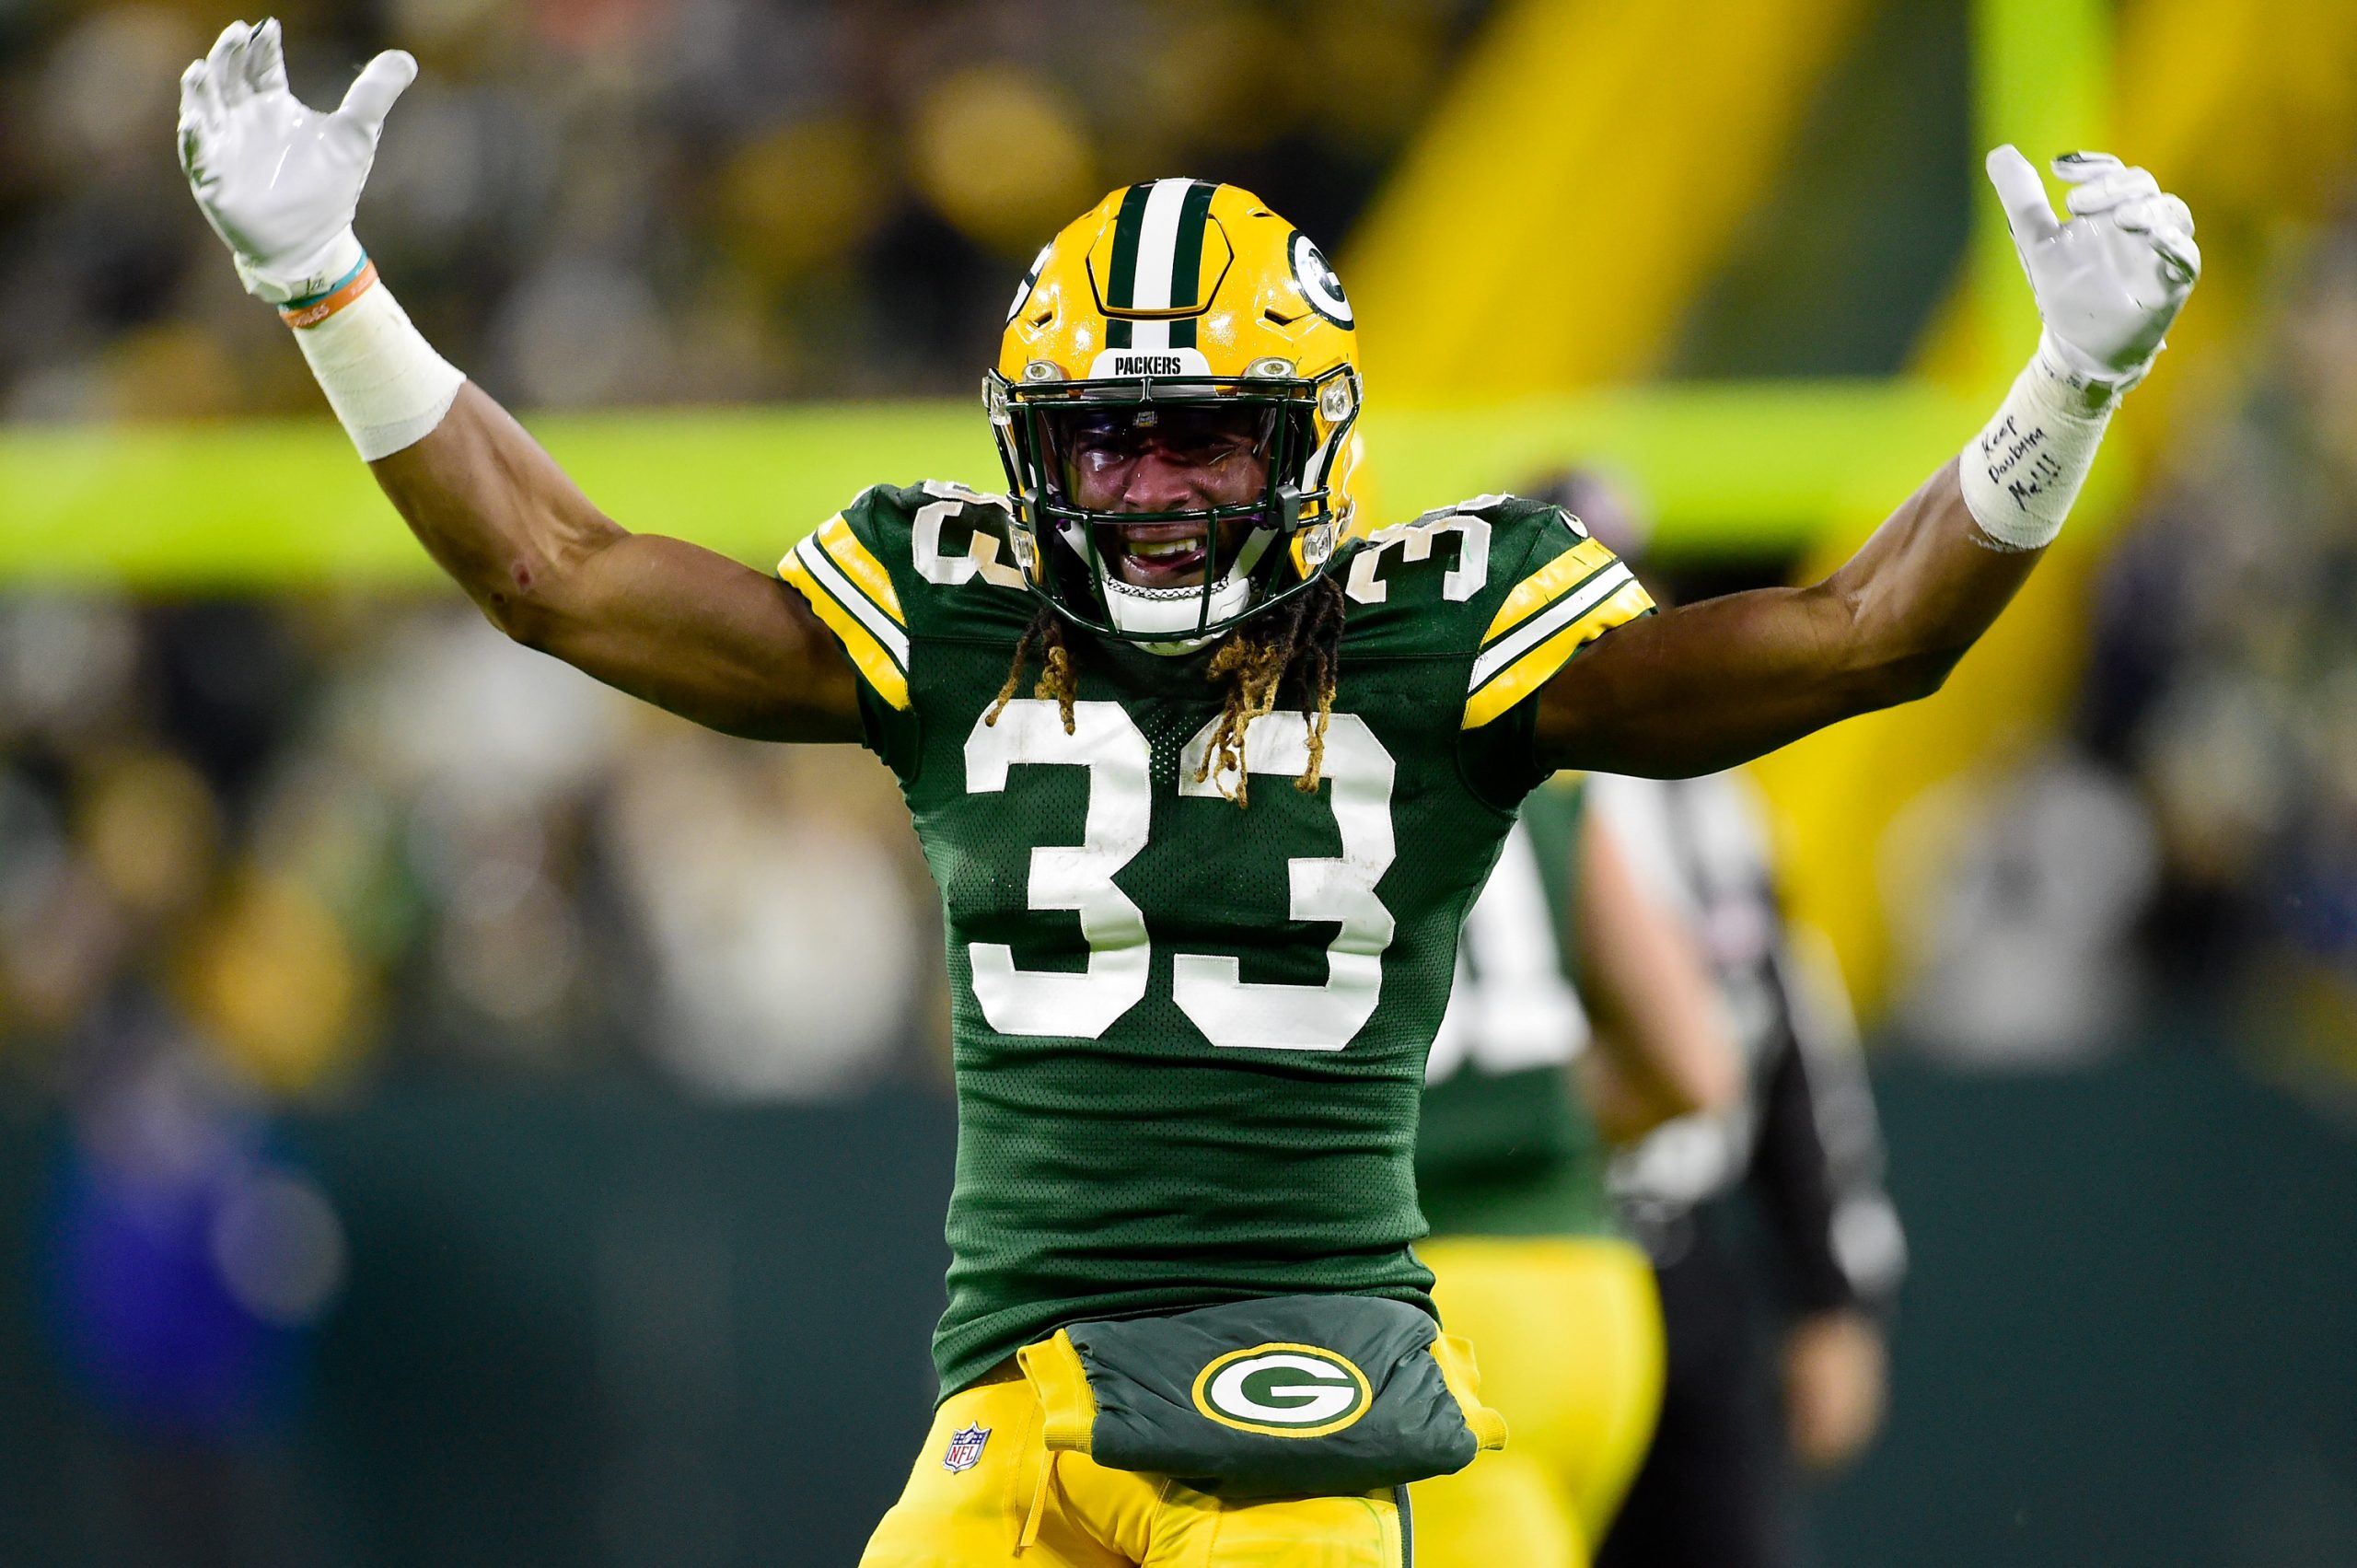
[1190,1343,1373,1438]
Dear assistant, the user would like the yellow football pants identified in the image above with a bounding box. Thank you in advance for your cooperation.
[859,1374,1407,1567]
[1409,1236,1665,1568]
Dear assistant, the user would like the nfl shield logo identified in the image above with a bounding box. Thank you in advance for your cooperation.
[942,1423,990,1473]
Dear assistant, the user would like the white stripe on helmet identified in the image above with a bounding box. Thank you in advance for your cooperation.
[1124,178,1195,350]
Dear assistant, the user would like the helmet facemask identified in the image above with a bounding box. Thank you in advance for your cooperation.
[988,364,1359,647]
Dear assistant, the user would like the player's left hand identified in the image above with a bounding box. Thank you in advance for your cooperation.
[177,17,417,304]
[1783,1307,1888,1470]
[1985,145,2200,394]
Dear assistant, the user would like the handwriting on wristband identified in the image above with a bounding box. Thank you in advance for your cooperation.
[1977,413,2066,513]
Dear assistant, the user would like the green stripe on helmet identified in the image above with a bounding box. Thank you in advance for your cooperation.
[1103,182,1154,349]
[1167,180,1216,350]
[1104,182,1152,310]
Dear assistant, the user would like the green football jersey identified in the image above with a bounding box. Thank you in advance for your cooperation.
[777,482,1653,1396]
[1415,776,1617,1239]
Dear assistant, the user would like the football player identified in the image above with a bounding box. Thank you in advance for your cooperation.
[1413,772,1739,1568]
[175,19,2198,1566]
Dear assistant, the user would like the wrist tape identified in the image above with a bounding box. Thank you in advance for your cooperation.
[280,253,464,461]
[1957,331,2119,552]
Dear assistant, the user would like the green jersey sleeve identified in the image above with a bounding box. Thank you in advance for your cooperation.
[1453,495,1655,730]
[1340,494,1654,805]
[776,479,1031,777]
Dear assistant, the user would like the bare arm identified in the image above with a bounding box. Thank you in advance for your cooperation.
[1537,460,2036,777]
[167,31,855,741]
[1573,805,1741,1142]
[1531,143,2202,775]
[370,384,863,742]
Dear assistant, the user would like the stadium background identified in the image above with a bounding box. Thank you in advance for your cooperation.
[3,0,2356,1562]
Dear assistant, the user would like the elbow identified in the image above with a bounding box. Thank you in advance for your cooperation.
[1817,581,1974,711]
[476,560,563,650]
[1831,598,1966,711]
[1797,569,1953,714]
[478,563,556,645]
[476,523,620,651]
[1868,646,1962,708]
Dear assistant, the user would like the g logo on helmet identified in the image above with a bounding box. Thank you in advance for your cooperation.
[1288,233,1353,328]
[1190,1342,1373,1438]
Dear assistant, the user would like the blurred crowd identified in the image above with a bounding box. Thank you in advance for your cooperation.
[0,0,1476,419]
[0,594,947,1107]
[2085,220,2357,1060]
[8,0,2357,1119]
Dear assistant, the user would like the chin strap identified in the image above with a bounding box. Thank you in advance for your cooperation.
[1102,575,1252,639]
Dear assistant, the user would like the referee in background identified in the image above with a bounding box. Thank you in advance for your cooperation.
[1544,471,1908,1568]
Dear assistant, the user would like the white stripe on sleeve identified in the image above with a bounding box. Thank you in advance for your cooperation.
[1468,562,1635,692]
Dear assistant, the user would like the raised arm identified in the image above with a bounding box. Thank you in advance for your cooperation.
[1535,148,2200,777]
[369,388,861,740]
[1537,459,2009,776]
[176,20,860,742]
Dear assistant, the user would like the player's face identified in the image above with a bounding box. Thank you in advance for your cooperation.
[1050,404,1274,589]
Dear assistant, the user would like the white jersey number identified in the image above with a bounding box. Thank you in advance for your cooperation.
[1345,512,1492,606]
[963,700,1154,1038]
[912,482,1028,590]
[1176,713,1397,1051]
[962,700,1398,1051]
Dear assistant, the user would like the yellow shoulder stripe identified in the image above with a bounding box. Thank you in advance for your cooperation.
[814,515,905,627]
[1483,536,1620,645]
[777,535,911,711]
[1462,575,1654,729]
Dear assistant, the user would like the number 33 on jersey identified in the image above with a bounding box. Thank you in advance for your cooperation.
[780,482,1648,1052]
[776,480,1651,1395]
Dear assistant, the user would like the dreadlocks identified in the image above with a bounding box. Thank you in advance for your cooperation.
[1195,574,1347,806]
[984,574,1349,808]
[985,602,1077,735]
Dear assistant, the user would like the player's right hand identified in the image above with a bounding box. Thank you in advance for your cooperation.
[177,18,417,304]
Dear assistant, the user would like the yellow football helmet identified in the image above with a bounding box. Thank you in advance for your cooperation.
[986,179,1364,643]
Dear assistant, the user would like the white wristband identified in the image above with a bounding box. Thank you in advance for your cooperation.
[1958,331,2119,552]
[281,250,464,461]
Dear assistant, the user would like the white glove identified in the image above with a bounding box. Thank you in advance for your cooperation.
[177,17,417,303]
[1958,150,2199,547]
[1985,145,2200,396]
[175,18,459,459]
